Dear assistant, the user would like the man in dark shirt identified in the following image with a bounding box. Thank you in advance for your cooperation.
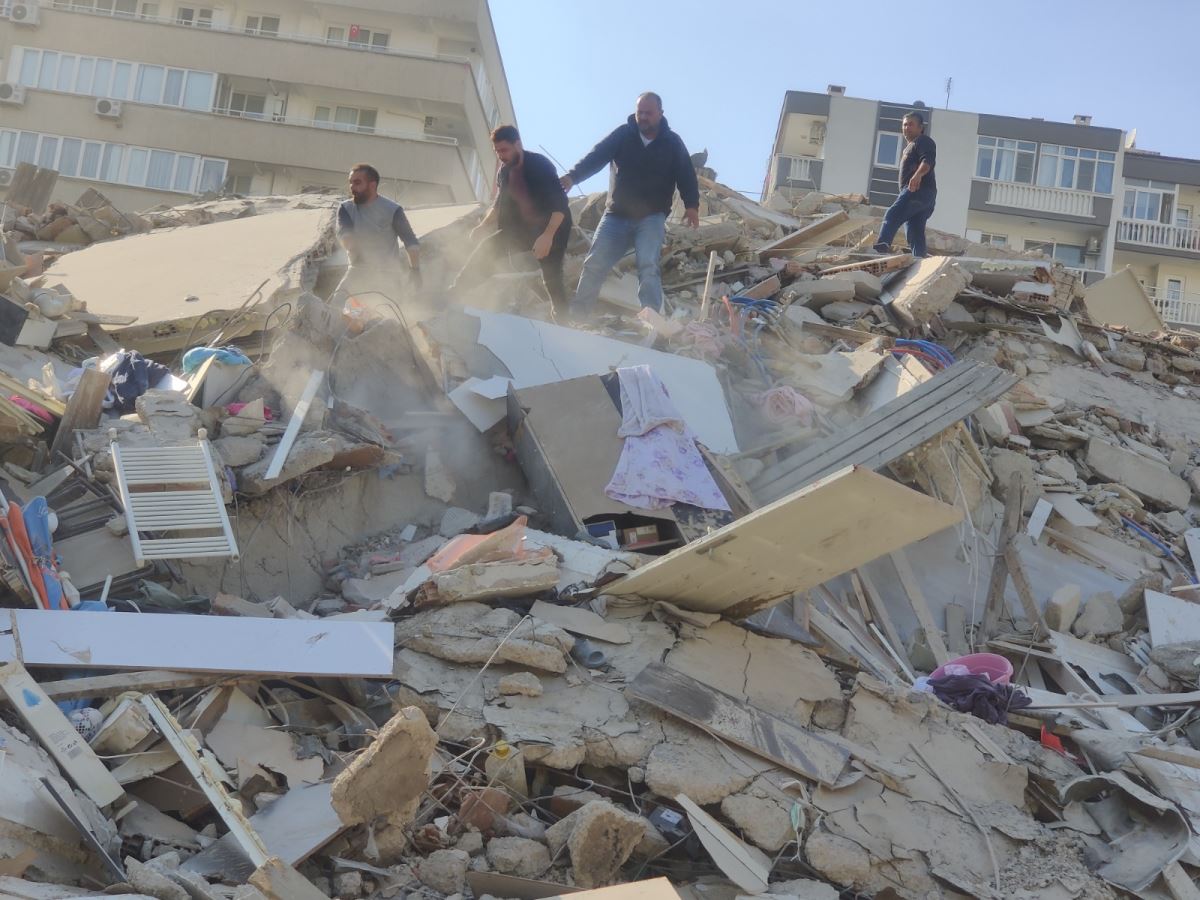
[333,164,421,323]
[452,126,572,314]
[873,111,937,258]
[561,92,699,315]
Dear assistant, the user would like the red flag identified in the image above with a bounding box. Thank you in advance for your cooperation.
[348,24,360,40]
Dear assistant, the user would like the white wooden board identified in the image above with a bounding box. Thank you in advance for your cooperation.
[460,310,738,453]
[0,610,395,677]
[676,794,770,894]
[1048,494,1102,528]
[1147,589,1200,649]
[607,466,963,617]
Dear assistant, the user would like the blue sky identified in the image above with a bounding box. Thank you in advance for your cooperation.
[490,0,1200,198]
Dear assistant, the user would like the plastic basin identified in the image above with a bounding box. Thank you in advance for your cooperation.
[930,652,1013,685]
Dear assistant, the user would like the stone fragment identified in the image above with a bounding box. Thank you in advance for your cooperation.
[1045,585,1082,632]
[456,831,485,856]
[221,398,266,436]
[804,830,871,887]
[439,507,482,537]
[1150,642,1200,681]
[989,448,1038,512]
[499,672,544,697]
[1171,355,1200,374]
[416,849,470,894]
[333,871,364,898]
[1025,358,1050,374]
[544,800,646,888]
[1072,592,1124,638]
[890,257,969,326]
[767,878,840,900]
[485,837,551,878]
[136,390,202,443]
[1103,344,1147,371]
[423,558,559,605]
[125,856,190,900]
[1085,437,1191,511]
[239,433,339,495]
[1189,468,1200,499]
[214,434,267,467]
[425,447,456,502]
[396,604,574,673]
[721,791,794,852]
[331,707,436,827]
[1041,454,1078,483]
[818,299,873,322]
[644,740,751,805]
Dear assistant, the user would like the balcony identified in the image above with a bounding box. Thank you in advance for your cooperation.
[986,182,1095,217]
[1145,285,1200,329]
[1115,218,1200,255]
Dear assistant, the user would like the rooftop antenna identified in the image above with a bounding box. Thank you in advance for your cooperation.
[944,77,952,109]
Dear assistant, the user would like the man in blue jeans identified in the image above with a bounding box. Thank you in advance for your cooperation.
[560,92,700,316]
[873,111,937,258]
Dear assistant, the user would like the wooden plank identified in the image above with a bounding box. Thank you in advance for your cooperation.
[945,603,968,657]
[889,549,950,665]
[819,253,914,276]
[855,567,906,665]
[249,857,330,900]
[981,474,1024,641]
[529,600,631,644]
[1004,543,1049,639]
[627,663,849,786]
[37,669,239,701]
[675,794,771,894]
[756,210,849,261]
[263,370,324,480]
[752,361,1017,503]
[1025,690,1200,710]
[0,608,395,677]
[1187,528,1200,578]
[0,660,125,808]
[1163,862,1200,900]
[466,873,583,900]
[1048,494,1102,529]
[48,367,110,463]
[86,322,121,356]
[607,466,962,618]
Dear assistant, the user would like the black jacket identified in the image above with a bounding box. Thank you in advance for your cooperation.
[494,150,571,247]
[567,115,700,220]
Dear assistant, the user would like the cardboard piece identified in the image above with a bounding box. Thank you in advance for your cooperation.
[0,609,395,677]
[608,467,963,619]
[675,794,770,894]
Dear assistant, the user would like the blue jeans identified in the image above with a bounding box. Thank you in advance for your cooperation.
[877,189,937,257]
[571,211,667,313]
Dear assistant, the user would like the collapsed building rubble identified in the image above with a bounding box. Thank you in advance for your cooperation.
[7,159,1200,900]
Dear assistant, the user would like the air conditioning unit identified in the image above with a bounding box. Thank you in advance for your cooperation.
[0,83,25,106]
[10,2,40,26]
[0,168,15,188]
[95,97,123,119]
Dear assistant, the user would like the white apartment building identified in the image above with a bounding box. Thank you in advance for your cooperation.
[0,0,514,209]
[763,87,1200,327]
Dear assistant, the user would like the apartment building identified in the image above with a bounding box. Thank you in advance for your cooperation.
[763,87,1200,327]
[0,0,514,210]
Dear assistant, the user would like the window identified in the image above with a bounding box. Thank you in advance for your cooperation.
[173,154,197,191]
[134,65,164,103]
[976,136,1036,184]
[139,1,158,17]
[111,62,132,99]
[1023,239,1086,267]
[244,14,280,34]
[325,26,345,43]
[80,141,102,178]
[125,147,149,185]
[56,55,77,92]
[1123,178,1176,223]
[182,71,215,110]
[163,69,184,106]
[37,136,58,169]
[1037,144,1116,194]
[75,57,94,92]
[327,24,388,48]
[315,104,377,133]
[93,58,113,95]
[228,174,253,194]
[38,52,59,90]
[198,158,225,192]
[979,232,1008,247]
[1167,278,1184,302]
[13,47,215,111]
[1177,207,1193,230]
[59,138,82,176]
[228,92,267,119]
[19,50,39,87]
[875,132,901,168]
[176,5,212,26]
[100,144,123,181]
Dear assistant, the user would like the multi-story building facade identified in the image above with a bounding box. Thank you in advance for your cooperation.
[0,0,513,209]
[763,87,1200,327]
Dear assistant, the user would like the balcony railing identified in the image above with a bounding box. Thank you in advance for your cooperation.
[987,181,1095,217]
[1115,218,1200,254]
[211,106,458,145]
[778,154,819,184]
[1145,285,1200,328]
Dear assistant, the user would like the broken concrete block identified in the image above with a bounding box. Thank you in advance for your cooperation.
[396,604,574,673]
[791,278,856,310]
[1044,585,1082,632]
[456,830,485,856]
[485,836,550,878]
[842,270,882,300]
[416,848,470,894]
[126,856,189,900]
[1072,592,1124,638]
[330,706,436,827]
[890,257,969,327]
[644,738,751,805]
[766,878,840,900]
[1150,641,1200,681]
[1085,437,1191,511]
[498,672,544,697]
[721,791,795,852]
[221,398,266,436]
[425,448,456,503]
[1041,454,1078,483]
[213,434,267,468]
[1103,344,1147,372]
[544,800,646,888]
[422,558,560,605]
[439,507,482,537]
[331,871,363,899]
[989,448,1038,512]
[239,433,339,495]
[783,304,824,329]
[136,390,201,443]
[818,299,873,323]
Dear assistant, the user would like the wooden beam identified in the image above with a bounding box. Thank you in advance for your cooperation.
[756,210,849,261]
[263,370,324,480]
[49,367,110,463]
[981,474,1024,642]
[889,550,950,666]
[627,663,849,786]
[855,567,907,667]
[36,669,244,702]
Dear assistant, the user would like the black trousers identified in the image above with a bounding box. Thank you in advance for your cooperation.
[452,228,568,313]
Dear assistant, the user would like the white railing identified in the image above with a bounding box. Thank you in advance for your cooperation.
[1145,285,1200,328]
[987,181,1095,217]
[1116,218,1200,253]
[210,106,458,145]
[778,154,818,184]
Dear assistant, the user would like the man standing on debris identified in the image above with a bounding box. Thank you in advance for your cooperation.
[873,111,937,258]
[335,164,421,323]
[452,126,572,316]
[561,92,700,316]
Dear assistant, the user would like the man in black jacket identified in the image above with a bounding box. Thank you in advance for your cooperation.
[452,125,572,314]
[873,111,937,258]
[561,92,699,315]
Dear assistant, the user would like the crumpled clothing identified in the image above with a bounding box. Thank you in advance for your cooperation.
[181,345,252,374]
[928,673,1031,725]
[605,365,730,512]
[752,385,815,426]
[679,323,725,360]
[101,351,169,414]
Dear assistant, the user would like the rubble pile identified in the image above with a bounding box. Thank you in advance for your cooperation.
[7,161,1200,900]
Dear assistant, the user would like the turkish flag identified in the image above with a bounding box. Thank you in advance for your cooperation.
[349,24,361,39]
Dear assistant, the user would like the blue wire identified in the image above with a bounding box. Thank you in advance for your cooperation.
[1120,515,1198,583]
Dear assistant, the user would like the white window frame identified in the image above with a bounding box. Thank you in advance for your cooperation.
[976,136,1036,185]
[326,23,389,49]
[1036,144,1116,194]
[1167,278,1185,302]
[1023,238,1086,267]
[979,232,1008,247]
[1123,178,1177,223]
[244,13,280,35]
[176,5,213,27]
[314,103,376,134]
[227,90,267,119]
[874,132,902,168]
[1176,206,1193,229]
